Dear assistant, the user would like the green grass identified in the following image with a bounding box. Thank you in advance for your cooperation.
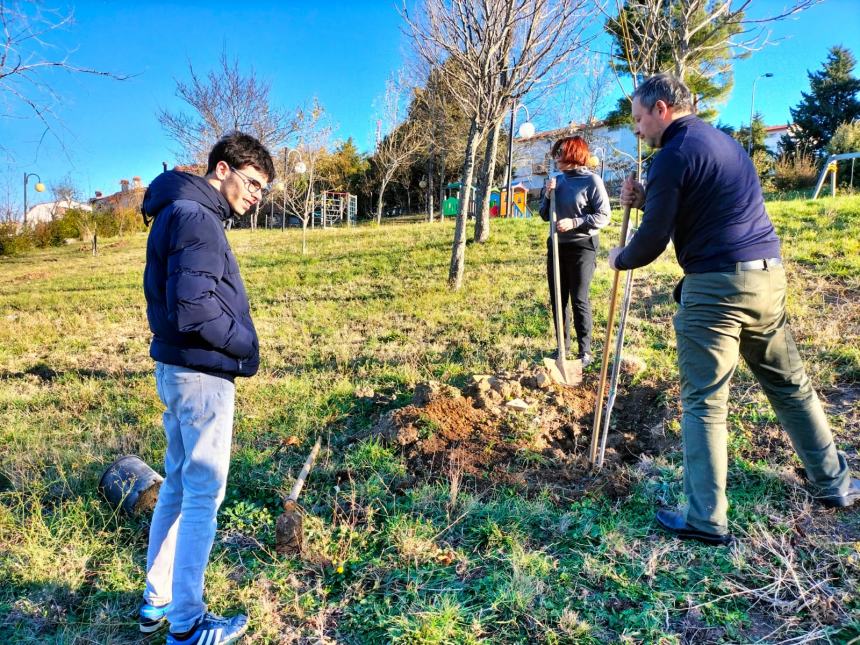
[1,197,859,642]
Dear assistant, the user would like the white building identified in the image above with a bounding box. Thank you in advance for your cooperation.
[764,125,791,154]
[24,198,92,225]
[513,121,794,199]
[512,120,640,198]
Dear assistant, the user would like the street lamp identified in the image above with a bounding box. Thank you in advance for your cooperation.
[505,102,533,219]
[590,146,607,180]
[419,177,430,221]
[748,72,774,155]
[23,172,46,226]
[281,148,307,231]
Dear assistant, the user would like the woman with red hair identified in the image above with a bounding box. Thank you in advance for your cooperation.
[539,135,611,366]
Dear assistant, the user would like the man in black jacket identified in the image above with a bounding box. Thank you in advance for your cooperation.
[610,74,858,547]
[139,132,275,644]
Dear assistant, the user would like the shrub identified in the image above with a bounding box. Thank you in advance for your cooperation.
[0,222,34,256]
[752,150,775,190]
[827,120,860,156]
[773,152,819,191]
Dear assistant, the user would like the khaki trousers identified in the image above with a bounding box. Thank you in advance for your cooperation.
[673,265,849,535]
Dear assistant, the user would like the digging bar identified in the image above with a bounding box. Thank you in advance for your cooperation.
[589,179,635,466]
[275,436,322,554]
[596,227,636,469]
[543,184,583,387]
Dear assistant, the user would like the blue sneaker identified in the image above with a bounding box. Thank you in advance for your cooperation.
[166,612,248,644]
[138,602,170,634]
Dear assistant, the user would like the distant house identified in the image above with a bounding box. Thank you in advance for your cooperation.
[764,125,792,154]
[513,120,639,198]
[90,176,147,212]
[25,198,92,225]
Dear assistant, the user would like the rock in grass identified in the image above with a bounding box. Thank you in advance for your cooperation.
[620,355,647,375]
[412,381,441,406]
[535,371,552,389]
[505,398,530,412]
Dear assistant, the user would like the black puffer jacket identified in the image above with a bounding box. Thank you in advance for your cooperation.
[142,171,259,378]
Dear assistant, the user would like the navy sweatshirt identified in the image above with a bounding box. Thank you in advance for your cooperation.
[142,171,259,379]
[616,115,781,273]
[539,168,611,243]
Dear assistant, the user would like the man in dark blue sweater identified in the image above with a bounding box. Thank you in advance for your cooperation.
[140,132,275,644]
[609,74,858,546]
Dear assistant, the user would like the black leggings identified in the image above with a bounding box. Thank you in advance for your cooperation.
[547,235,598,356]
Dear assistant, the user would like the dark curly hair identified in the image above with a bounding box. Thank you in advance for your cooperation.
[206,132,276,182]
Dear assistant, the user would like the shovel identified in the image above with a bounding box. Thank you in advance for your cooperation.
[543,184,582,387]
[275,436,322,555]
[589,172,636,466]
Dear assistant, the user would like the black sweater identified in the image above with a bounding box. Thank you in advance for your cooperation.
[616,115,781,273]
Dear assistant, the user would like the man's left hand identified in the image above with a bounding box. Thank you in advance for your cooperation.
[608,246,624,271]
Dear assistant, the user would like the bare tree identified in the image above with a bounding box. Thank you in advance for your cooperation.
[406,61,475,222]
[473,115,503,242]
[371,75,425,224]
[604,0,819,115]
[275,99,331,255]
[0,1,128,153]
[404,0,595,289]
[544,52,615,132]
[159,49,298,164]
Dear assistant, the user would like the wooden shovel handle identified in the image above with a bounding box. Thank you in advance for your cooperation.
[288,436,322,503]
[589,192,634,465]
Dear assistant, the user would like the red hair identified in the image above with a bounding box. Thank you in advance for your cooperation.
[551,136,590,167]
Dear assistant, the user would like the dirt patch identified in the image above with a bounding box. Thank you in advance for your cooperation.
[367,367,675,500]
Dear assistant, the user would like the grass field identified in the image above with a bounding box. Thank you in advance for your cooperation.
[1,196,859,643]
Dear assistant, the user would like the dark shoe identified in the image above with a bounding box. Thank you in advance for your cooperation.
[548,349,572,360]
[167,612,248,644]
[655,509,734,546]
[818,478,860,508]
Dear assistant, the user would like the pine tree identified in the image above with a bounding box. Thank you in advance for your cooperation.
[785,45,860,158]
[733,113,768,156]
[604,0,743,124]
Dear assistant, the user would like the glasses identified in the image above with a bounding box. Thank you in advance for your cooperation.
[230,166,269,197]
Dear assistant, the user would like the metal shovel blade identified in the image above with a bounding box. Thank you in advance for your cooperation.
[543,355,582,387]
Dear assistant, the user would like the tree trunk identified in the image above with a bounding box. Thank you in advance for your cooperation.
[426,156,435,222]
[438,154,446,222]
[474,118,502,243]
[376,183,386,224]
[448,118,481,289]
[302,219,308,255]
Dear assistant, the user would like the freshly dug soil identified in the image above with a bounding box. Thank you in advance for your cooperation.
[367,366,676,500]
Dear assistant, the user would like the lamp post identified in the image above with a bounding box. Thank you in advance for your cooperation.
[419,178,429,221]
[281,149,307,231]
[505,102,534,218]
[748,72,774,156]
[590,146,607,180]
[23,172,46,226]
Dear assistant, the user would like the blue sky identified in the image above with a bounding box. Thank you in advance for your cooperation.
[1,0,858,212]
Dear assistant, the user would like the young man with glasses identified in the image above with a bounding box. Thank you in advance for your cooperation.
[140,132,275,644]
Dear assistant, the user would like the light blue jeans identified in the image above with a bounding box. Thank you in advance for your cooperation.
[144,362,235,633]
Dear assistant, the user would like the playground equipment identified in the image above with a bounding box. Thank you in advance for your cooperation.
[489,189,501,218]
[312,191,357,227]
[500,184,529,217]
[812,152,860,198]
[442,182,476,218]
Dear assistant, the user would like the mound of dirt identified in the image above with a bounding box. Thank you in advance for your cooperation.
[368,366,676,500]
